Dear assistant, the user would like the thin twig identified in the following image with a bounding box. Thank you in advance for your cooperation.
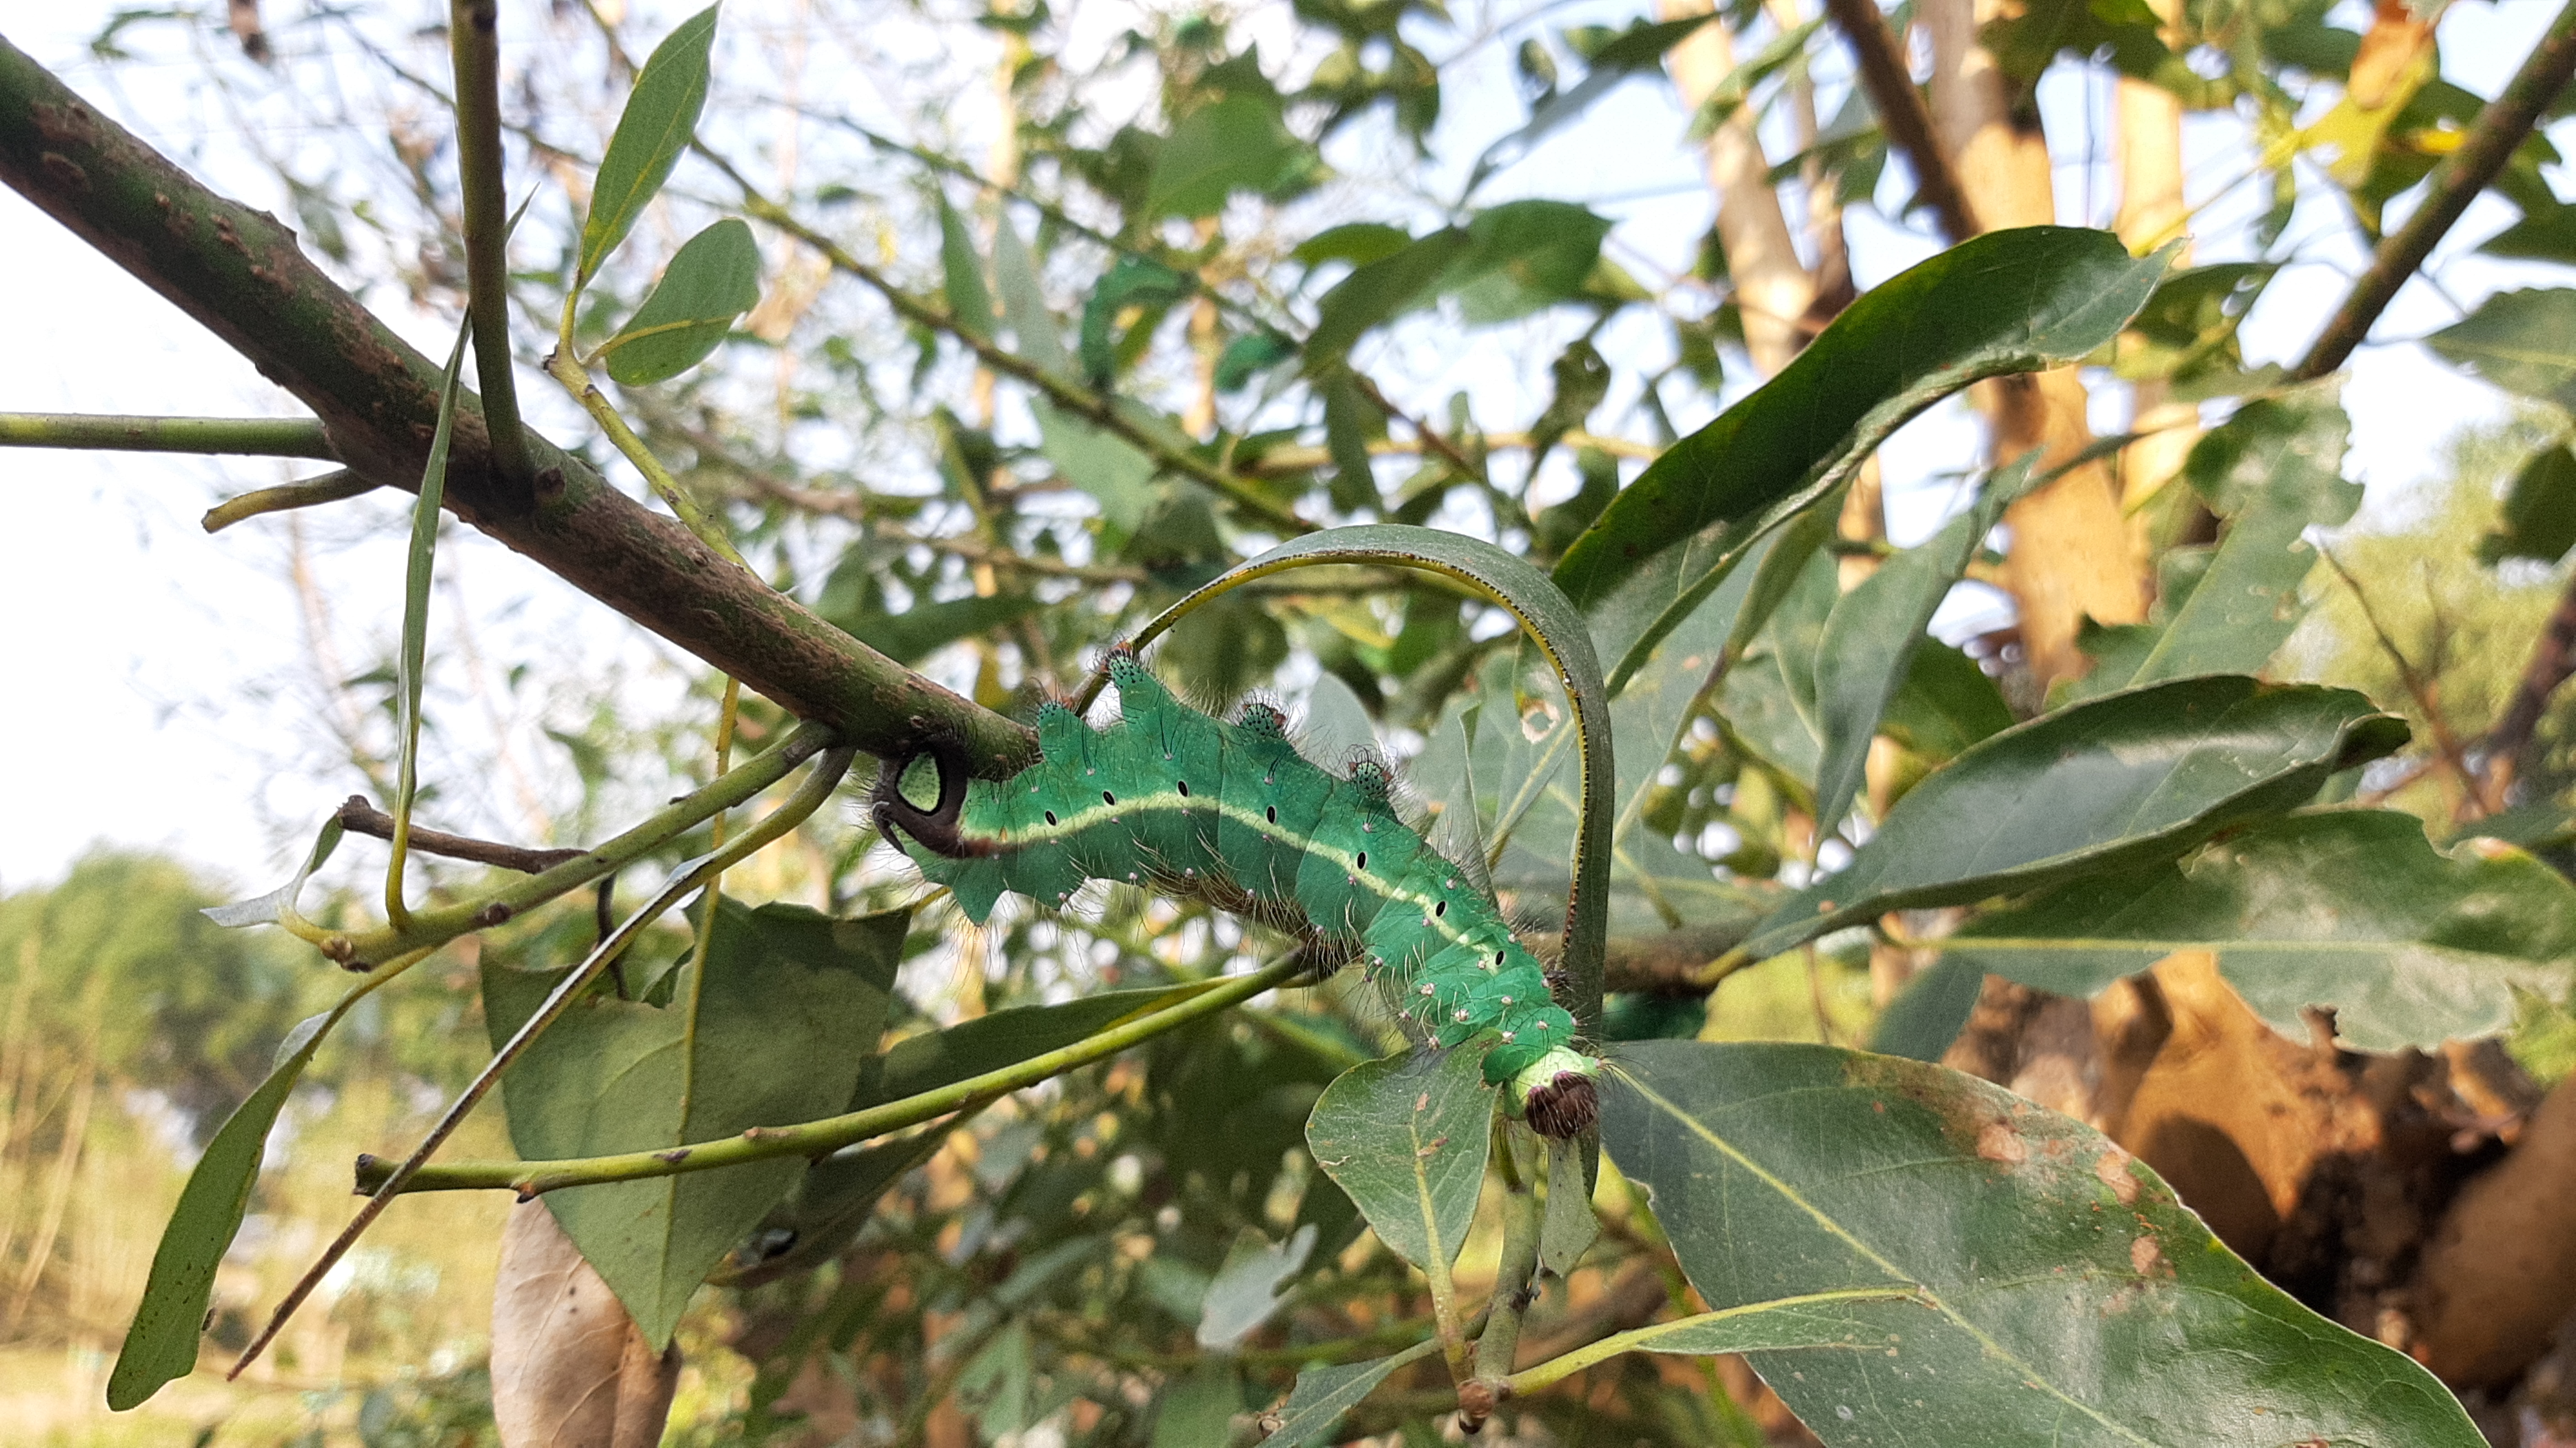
[447,0,531,493]
[2479,562,2576,810]
[1818,0,1979,241]
[1349,371,1489,487]
[0,412,334,458]
[2294,0,2576,380]
[2320,547,2480,807]
[332,795,583,874]
[202,470,378,532]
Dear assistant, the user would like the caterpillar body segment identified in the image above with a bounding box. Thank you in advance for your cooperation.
[875,649,1602,1137]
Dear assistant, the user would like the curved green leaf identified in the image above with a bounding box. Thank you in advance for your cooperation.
[1260,1337,1440,1448]
[1146,92,1318,220]
[2484,442,2576,566]
[2427,287,2576,411]
[1937,810,2576,1051]
[483,900,904,1345]
[1811,458,2032,830]
[1554,227,2170,639]
[579,3,719,284]
[1602,1040,2484,1446]
[1304,1046,1491,1274]
[1744,676,2408,958]
[600,217,762,385]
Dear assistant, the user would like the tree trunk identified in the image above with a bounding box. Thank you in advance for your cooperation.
[2114,0,2199,535]
[1660,0,1817,376]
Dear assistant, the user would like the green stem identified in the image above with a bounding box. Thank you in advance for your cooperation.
[201,469,378,532]
[0,412,334,457]
[361,951,1311,1195]
[1468,1129,1544,1402]
[1499,1288,1927,1398]
[331,717,835,966]
[231,741,858,1380]
[548,348,749,565]
[446,0,531,490]
[699,151,1313,537]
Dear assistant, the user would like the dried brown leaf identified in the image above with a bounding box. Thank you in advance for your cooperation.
[491,1201,681,1448]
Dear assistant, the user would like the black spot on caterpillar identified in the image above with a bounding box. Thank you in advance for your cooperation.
[875,646,1601,1136]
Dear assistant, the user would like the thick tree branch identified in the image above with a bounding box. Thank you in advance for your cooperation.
[0,36,1033,776]
[446,0,532,493]
[0,411,334,457]
[2295,0,2576,380]
[1820,0,1980,241]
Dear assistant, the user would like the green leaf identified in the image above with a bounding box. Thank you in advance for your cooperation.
[108,1003,348,1408]
[1215,331,1297,392]
[387,317,474,913]
[1293,221,1412,269]
[1865,954,1986,1061]
[828,590,1043,665]
[1554,228,2170,641]
[991,216,1072,379]
[1322,370,1382,510]
[1077,255,1192,384]
[1743,676,2409,958]
[1538,1133,1599,1279]
[202,812,344,928]
[1152,1361,1245,1448]
[599,218,762,386]
[1812,459,2032,830]
[579,3,720,285]
[2483,443,2576,565]
[2075,396,2359,698]
[1603,1041,2484,1447]
[1713,543,1839,792]
[1145,92,1318,219]
[1260,1338,1441,1448]
[483,900,905,1345]
[1304,1047,1492,1274]
[1880,643,2012,764]
[936,194,994,342]
[1937,810,2576,1051]
[1197,1224,1318,1350]
[2428,288,2576,411]
[1441,201,1614,324]
[1304,229,1474,372]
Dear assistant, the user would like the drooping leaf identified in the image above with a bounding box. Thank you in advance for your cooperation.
[1554,229,2170,661]
[936,193,994,341]
[1811,458,2032,831]
[1215,331,1298,392]
[483,900,906,1345]
[2427,288,2576,412]
[2072,395,2358,698]
[1936,810,2576,1051]
[488,1202,679,1446]
[201,811,344,928]
[1864,954,1987,1061]
[1538,1133,1599,1279]
[109,1004,347,1408]
[579,3,720,284]
[1879,643,2012,765]
[1197,1224,1318,1350]
[1078,255,1192,384]
[2482,443,2576,566]
[1304,1047,1492,1275]
[1742,676,2409,958]
[599,218,763,386]
[1303,228,1474,372]
[1602,1041,2484,1447]
[1441,201,1615,324]
[1146,92,1319,219]
[1258,1338,1441,1448]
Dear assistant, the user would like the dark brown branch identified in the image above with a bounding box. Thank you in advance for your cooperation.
[1820,0,1980,241]
[2295,0,2576,380]
[2480,564,2576,808]
[446,0,531,492]
[334,795,584,874]
[0,37,1034,776]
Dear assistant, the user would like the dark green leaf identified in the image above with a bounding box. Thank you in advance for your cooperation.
[109,1006,344,1408]
[1151,1361,1245,1448]
[1322,371,1382,510]
[936,194,995,341]
[1215,331,1297,392]
[600,217,762,386]
[1260,1338,1441,1448]
[830,591,1043,665]
[1865,954,1986,1061]
[1938,810,2576,1051]
[2483,202,2576,266]
[1291,222,1412,269]
[1812,459,2032,830]
[1305,1047,1492,1274]
[1603,1041,2483,1447]
[1743,676,2409,958]
[1880,643,2012,764]
[483,900,906,1345]
[1538,1133,1598,1279]
[1303,229,1473,372]
[1554,228,2169,639]
[579,3,720,284]
[1145,92,1318,219]
[2483,443,2576,565]
[2428,288,2576,411]
[1078,255,1192,384]
[1441,201,1614,324]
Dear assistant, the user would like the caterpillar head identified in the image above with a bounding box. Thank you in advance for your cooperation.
[870,737,982,859]
[1510,1045,1602,1139]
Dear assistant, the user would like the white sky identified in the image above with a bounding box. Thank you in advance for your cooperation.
[0,0,2568,894]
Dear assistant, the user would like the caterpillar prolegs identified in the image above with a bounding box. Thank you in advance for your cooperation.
[875,648,1603,1138]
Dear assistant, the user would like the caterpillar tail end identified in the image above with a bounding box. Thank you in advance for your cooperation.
[1508,1046,1602,1140]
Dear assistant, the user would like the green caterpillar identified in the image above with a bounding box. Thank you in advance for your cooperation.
[875,647,1602,1138]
